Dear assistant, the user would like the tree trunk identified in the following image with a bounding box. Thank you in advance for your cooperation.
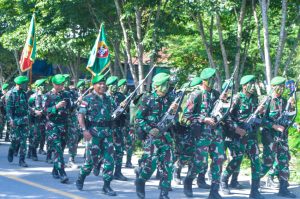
[13,50,22,75]
[260,0,272,90]
[135,8,144,93]
[252,0,265,62]
[216,14,230,79]
[209,16,214,54]
[112,40,125,77]
[282,29,300,75]
[114,0,138,88]
[233,0,246,92]
[274,0,287,76]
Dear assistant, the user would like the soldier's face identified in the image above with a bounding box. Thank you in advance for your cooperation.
[274,85,284,96]
[53,83,64,92]
[245,81,255,94]
[203,77,215,89]
[109,84,118,94]
[94,82,106,95]
[20,83,28,91]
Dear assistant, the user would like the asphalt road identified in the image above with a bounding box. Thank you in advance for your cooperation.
[0,140,299,199]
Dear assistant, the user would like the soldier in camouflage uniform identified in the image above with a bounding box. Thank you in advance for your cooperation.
[260,76,297,198]
[43,74,69,183]
[181,68,224,199]
[75,74,116,196]
[7,76,30,167]
[135,72,177,199]
[106,76,128,181]
[0,83,9,140]
[27,79,47,161]
[220,75,266,199]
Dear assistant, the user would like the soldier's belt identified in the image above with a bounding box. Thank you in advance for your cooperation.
[88,121,112,127]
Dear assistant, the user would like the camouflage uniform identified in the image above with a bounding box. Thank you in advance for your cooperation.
[78,91,115,182]
[6,87,29,165]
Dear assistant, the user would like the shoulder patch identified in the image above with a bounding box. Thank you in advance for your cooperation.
[80,100,88,108]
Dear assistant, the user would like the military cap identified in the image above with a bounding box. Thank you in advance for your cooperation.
[14,76,29,85]
[2,83,9,90]
[106,76,118,86]
[35,78,47,87]
[222,80,233,90]
[118,79,127,87]
[76,80,85,88]
[271,76,286,86]
[92,75,105,85]
[200,68,216,80]
[190,77,202,87]
[152,73,170,86]
[240,75,255,85]
[52,74,66,85]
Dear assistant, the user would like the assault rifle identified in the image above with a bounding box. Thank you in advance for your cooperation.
[111,66,156,120]
[211,65,238,125]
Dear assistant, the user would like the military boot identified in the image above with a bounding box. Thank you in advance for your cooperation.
[250,179,264,199]
[159,187,170,199]
[135,178,145,199]
[208,183,223,199]
[58,168,69,183]
[278,180,296,198]
[114,165,128,181]
[266,175,279,188]
[14,144,20,157]
[183,177,193,198]
[229,172,243,189]
[4,133,10,142]
[220,173,230,194]
[197,173,211,189]
[52,168,60,179]
[75,174,86,190]
[174,166,182,185]
[8,148,14,162]
[156,169,161,180]
[125,155,134,168]
[102,180,117,196]
[19,156,28,167]
[158,180,173,191]
[27,147,32,159]
[31,148,38,161]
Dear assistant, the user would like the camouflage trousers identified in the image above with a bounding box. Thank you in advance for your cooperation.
[79,133,115,182]
[9,124,29,158]
[260,129,290,181]
[186,126,225,184]
[45,122,67,170]
[0,114,5,137]
[138,134,174,189]
[174,127,194,168]
[124,125,135,159]
[223,135,260,180]
[223,139,241,178]
[67,115,81,158]
[29,119,45,149]
[113,126,126,167]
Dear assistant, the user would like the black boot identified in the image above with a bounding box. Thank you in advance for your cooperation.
[5,132,10,142]
[278,180,296,198]
[266,175,279,188]
[174,166,182,185]
[183,177,193,198]
[208,183,223,199]
[58,169,69,183]
[19,156,28,167]
[27,147,32,159]
[156,169,161,180]
[114,165,128,181]
[31,148,38,161]
[250,179,264,199]
[159,187,170,199]
[135,178,145,199]
[158,180,173,191]
[220,174,230,194]
[52,168,60,179]
[76,174,86,190]
[102,180,117,196]
[8,148,14,162]
[125,155,134,168]
[197,173,210,189]
[229,172,243,189]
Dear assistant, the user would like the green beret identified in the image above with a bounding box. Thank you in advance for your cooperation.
[76,80,85,88]
[190,77,202,87]
[14,76,29,85]
[271,76,286,86]
[200,68,216,80]
[92,75,105,85]
[240,75,255,85]
[222,80,233,90]
[35,79,47,87]
[152,73,170,86]
[106,76,118,86]
[63,74,70,79]
[52,74,66,85]
[2,83,9,90]
[118,79,127,87]
[28,96,35,104]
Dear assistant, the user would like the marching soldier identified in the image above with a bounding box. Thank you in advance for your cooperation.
[181,68,224,199]
[135,72,177,199]
[75,74,116,196]
[0,83,9,140]
[7,76,30,167]
[43,74,69,183]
